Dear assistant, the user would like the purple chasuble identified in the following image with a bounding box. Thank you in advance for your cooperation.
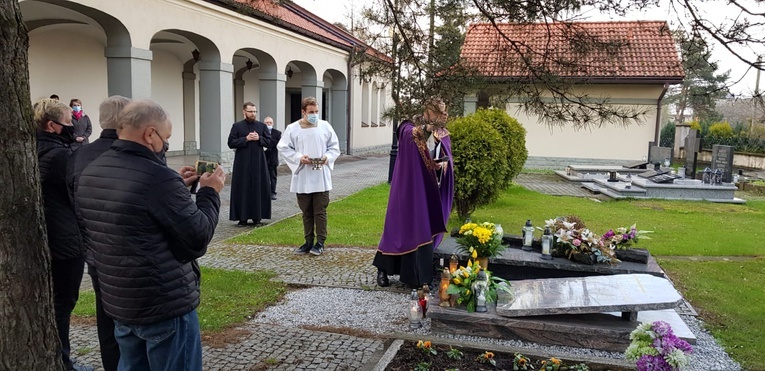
[377,120,454,255]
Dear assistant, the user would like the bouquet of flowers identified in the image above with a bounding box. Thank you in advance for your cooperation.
[544,217,619,264]
[625,321,692,371]
[601,224,653,250]
[455,221,505,258]
[445,258,510,312]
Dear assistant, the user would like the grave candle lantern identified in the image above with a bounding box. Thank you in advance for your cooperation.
[703,167,712,184]
[625,173,633,189]
[408,289,422,329]
[522,219,534,251]
[449,254,458,273]
[439,269,451,307]
[541,226,553,260]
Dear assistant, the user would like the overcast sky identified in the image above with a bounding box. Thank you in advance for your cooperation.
[293,0,765,97]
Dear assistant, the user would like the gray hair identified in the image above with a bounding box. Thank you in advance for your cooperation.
[99,95,132,129]
[117,100,169,131]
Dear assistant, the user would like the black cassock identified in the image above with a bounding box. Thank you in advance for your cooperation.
[227,119,272,222]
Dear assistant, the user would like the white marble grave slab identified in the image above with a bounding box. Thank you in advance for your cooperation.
[496,274,682,318]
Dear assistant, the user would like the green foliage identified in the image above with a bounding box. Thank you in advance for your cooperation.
[688,120,701,131]
[702,134,765,154]
[446,346,464,360]
[449,112,511,219]
[709,121,734,137]
[470,108,528,183]
[659,122,675,148]
[414,361,431,371]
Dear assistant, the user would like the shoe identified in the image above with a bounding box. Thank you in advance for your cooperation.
[377,270,390,287]
[237,221,248,226]
[294,242,313,254]
[271,193,277,200]
[309,242,324,256]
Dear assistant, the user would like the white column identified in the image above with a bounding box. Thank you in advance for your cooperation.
[302,80,324,111]
[198,61,235,165]
[464,94,479,116]
[260,71,287,129]
[104,47,153,99]
[182,71,198,155]
[331,87,348,152]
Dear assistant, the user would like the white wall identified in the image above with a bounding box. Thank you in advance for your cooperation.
[28,26,108,140]
[150,50,185,152]
[504,84,664,161]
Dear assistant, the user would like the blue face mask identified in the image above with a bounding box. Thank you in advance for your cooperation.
[72,106,82,112]
[307,113,319,125]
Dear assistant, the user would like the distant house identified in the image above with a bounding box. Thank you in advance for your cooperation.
[460,21,684,167]
[20,0,392,163]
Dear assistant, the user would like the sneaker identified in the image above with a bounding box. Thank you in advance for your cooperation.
[309,242,324,256]
[294,242,313,254]
[271,193,277,200]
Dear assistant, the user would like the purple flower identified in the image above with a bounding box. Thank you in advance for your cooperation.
[604,230,615,238]
[652,321,673,337]
[622,234,629,241]
[636,354,672,371]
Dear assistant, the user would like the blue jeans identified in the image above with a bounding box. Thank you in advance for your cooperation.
[114,310,202,371]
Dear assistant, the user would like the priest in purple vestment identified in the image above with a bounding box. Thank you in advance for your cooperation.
[373,97,454,288]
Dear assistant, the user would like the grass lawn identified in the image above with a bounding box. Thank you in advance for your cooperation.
[230,180,765,369]
[73,267,286,333]
[660,258,765,371]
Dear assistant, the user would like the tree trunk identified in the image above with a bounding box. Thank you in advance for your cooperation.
[0,1,65,370]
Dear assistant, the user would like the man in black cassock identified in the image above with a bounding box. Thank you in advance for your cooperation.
[227,102,272,226]
[263,116,281,200]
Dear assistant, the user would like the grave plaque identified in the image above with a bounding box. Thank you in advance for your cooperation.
[711,144,734,183]
[684,130,700,179]
[648,146,673,166]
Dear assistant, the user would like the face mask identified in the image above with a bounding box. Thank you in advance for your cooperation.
[306,113,319,125]
[51,121,75,144]
[151,129,170,165]
[72,106,82,112]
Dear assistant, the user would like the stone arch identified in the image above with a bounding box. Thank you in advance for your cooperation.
[232,49,280,128]
[323,69,349,152]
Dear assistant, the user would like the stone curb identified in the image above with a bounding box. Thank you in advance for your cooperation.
[368,339,404,371]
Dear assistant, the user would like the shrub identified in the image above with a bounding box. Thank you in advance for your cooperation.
[708,121,734,137]
[449,115,510,219]
[468,108,528,184]
[659,122,675,148]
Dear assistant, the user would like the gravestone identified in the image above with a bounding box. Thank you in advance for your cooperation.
[711,144,734,183]
[648,146,673,166]
[495,274,683,322]
[684,129,700,179]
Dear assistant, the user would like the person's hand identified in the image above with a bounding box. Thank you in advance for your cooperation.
[439,161,448,172]
[178,166,199,187]
[321,156,328,164]
[199,166,225,193]
[76,137,84,142]
[246,131,259,141]
[300,155,311,165]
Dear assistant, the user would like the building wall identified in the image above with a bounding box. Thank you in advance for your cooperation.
[28,27,108,138]
[503,84,664,162]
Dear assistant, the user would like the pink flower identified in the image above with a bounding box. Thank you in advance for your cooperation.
[572,239,581,247]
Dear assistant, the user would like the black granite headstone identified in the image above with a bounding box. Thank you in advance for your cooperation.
[711,144,734,183]
[684,130,700,179]
[648,146,673,165]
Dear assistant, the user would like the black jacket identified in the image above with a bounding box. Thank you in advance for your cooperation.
[70,114,92,150]
[67,129,118,267]
[265,127,282,168]
[77,139,220,325]
[37,132,82,261]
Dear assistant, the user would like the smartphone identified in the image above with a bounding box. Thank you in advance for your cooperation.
[195,160,218,175]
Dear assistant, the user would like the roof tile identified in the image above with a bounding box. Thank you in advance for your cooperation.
[460,21,684,81]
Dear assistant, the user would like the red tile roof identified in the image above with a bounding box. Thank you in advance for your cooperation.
[220,0,390,62]
[460,21,684,82]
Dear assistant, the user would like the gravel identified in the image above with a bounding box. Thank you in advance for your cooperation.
[256,286,742,371]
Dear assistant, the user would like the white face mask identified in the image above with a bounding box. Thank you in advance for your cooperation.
[307,113,319,125]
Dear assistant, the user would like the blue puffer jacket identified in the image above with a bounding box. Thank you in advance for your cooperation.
[77,139,220,325]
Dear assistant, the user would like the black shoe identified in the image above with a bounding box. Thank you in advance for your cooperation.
[271,193,277,200]
[309,242,324,256]
[377,270,390,287]
[294,242,313,254]
[237,221,248,226]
